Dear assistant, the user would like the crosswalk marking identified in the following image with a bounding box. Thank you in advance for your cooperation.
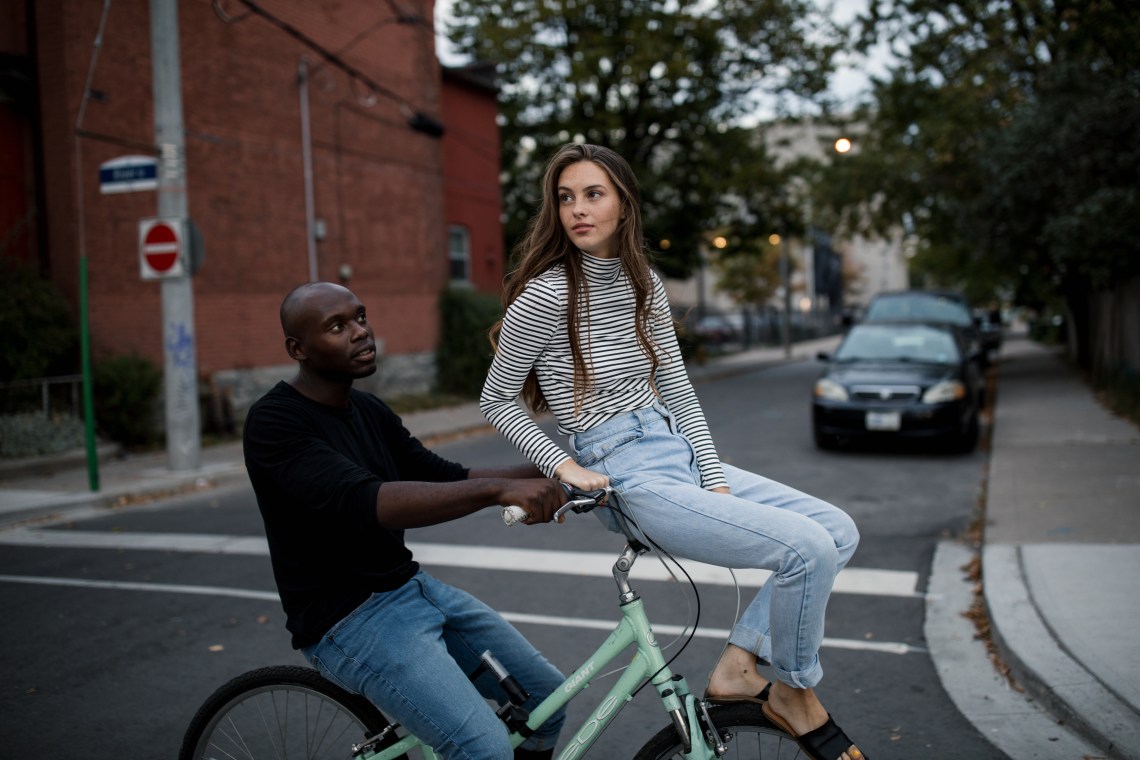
[0,529,921,598]
[0,573,924,655]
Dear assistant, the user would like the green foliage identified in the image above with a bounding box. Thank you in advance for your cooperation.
[0,413,84,458]
[0,257,79,382]
[94,354,162,448]
[711,240,784,307]
[435,287,503,398]
[446,0,844,278]
[829,0,1140,369]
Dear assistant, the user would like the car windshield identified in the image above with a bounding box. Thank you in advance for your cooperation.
[864,294,972,326]
[835,325,960,364]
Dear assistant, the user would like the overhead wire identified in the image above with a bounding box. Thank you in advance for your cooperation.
[221,0,443,134]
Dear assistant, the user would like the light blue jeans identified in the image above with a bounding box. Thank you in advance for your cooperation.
[570,403,859,689]
[302,571,565,759]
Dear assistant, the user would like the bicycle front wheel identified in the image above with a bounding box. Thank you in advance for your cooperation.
[179,665,402,760]
[634,703,801,759]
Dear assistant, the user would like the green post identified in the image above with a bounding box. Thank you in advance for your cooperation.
[80,256,100,492]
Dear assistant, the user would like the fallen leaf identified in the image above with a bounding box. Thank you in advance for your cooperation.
[208,644,225,652]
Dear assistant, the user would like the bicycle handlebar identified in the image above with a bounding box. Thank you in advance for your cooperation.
[501,484,611,526]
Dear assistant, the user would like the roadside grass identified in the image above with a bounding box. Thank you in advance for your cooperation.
[1093,369,1140,429]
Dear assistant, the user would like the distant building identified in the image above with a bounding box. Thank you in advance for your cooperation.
[1,0,505,413]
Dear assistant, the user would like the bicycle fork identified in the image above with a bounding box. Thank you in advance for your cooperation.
[647,675,728,759]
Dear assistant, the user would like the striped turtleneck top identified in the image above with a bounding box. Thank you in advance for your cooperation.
[480,253,728,490]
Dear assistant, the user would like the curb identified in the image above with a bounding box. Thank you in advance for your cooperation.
[983,544,1140,760]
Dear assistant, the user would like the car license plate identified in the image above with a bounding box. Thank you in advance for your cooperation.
[866,411,901,431]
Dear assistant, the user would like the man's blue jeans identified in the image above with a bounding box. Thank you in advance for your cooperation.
[302,571,565,759]
[571,403,860,689]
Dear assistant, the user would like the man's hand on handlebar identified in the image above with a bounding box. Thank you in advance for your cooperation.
[502,483,611,526]
[496,478,565,525]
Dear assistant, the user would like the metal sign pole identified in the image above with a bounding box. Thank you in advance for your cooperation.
[150,0,200,471]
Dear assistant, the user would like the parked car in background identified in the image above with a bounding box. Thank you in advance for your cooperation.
[860,289,984,365]
[690,314,740,346]
[974,308,1004,359]
[812,322,982,452]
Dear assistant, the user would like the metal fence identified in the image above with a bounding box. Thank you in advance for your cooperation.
[0,375,84,418]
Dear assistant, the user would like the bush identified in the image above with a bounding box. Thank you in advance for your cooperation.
[0,257,78,383]
[435,287,503,397]
[0,413,84,458]
[94,354,162,448]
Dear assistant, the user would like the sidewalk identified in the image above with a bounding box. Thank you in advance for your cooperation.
[982,337,1140,759]
[1,333,1137,757]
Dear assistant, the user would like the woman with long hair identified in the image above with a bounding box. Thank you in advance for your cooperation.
[480,142,867,760]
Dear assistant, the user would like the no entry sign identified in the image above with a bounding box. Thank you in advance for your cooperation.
[139,218,186,279]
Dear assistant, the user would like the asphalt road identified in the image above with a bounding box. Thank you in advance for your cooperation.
[0,359,1008,758]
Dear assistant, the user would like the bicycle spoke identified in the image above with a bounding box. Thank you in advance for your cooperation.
[192,685,371,759]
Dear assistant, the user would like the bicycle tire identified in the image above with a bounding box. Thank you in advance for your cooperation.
[179,665,406,760]
[633,702,802,759]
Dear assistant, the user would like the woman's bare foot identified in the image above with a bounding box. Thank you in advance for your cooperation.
[705,644,770,699]
[765,681,862,760]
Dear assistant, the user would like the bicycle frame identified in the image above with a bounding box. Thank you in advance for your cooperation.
[357,542,717,760]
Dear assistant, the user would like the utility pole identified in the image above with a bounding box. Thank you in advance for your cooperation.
[150,0,201,471]
[778,234,791,357]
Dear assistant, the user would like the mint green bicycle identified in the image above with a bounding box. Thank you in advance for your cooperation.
[179,488,796,759]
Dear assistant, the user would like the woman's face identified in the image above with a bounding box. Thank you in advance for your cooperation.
[557,160,624,259]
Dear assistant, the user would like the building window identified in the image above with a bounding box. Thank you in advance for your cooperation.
[448,225,470,283]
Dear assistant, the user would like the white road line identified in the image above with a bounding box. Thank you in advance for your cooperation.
[0,573,280,601]
[0,574,924,655]
[0,530,921,598]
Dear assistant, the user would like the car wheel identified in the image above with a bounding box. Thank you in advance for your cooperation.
[814,428,839,451]
[949,412,979,453]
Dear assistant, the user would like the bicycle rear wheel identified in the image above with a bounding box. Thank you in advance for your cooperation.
[179,665,404,760]
[633,703,801,759]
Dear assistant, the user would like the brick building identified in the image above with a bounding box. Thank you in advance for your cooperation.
[2,0,504,412]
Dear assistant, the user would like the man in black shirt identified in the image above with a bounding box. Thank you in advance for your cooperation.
[244,282,566,760]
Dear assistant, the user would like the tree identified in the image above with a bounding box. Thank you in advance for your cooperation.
[834,0,1140,368]
[445,0,844,277]
[711,237,784,309]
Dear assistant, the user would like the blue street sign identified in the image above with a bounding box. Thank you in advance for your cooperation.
[99,155,158,194]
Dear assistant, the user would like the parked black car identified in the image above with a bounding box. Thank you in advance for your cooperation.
[860,289,985,365]
[812,322,982,452]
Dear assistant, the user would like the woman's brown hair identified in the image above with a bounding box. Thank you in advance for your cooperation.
[490,143,659,413]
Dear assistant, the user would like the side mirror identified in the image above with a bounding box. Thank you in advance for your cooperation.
[817,351,831,362]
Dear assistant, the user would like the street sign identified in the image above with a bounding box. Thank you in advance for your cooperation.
[100,155,158,194]
[139,218,186,279]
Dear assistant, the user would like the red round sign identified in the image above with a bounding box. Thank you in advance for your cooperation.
[143,222,180,273]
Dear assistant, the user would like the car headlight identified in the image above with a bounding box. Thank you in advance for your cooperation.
[814,378,849,401]
[923,380,966,403]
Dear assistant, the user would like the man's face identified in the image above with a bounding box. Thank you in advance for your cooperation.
[290,284,378,381]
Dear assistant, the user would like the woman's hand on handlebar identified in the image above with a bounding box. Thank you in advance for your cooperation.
[554,459,610,493]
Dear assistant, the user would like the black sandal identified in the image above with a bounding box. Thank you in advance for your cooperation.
[761,704,868,760]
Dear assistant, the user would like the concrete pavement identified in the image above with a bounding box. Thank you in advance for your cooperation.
[1,333,1137,758]
[982,338,1140,759]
